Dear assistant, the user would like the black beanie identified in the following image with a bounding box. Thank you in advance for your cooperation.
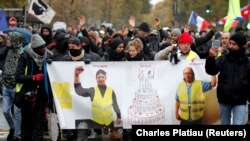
[138,22,150,33]
[110,38,124,50]
[229,33,246,48]
[78,36,90,44]
[54,32,70,42]
[68,37,80,45]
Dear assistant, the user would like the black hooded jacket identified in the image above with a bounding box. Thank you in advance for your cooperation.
[205,49,250,105]
[40,24,53,46]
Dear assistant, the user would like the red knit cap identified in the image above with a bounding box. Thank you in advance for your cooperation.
[178,33,192,44]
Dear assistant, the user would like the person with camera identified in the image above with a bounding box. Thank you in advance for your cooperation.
[15,34,51,141]
[205,33,250,125]
[154,32,199,63]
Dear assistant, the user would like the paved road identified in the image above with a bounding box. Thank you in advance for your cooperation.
[0,96,9,141]
[0,96,122,141]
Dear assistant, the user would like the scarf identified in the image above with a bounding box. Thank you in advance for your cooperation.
[28,46,48,68]
[126,51,145,61]
[109,49,125,61]
[69,49,85,61]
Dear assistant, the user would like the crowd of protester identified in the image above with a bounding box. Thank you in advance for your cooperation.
[0,15,249,141]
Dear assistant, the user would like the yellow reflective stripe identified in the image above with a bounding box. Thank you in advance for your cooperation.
[179,101,204,105]
[93,112,113,119]
[92,104,112,111]
[180,108,204,112]
[191,101,205,104]
[16,66,28,93]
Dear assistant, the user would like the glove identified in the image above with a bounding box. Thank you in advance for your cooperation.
[32,73,44,82]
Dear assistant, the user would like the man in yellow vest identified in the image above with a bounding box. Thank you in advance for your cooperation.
[74,66,121,128]
[175,67,216,125]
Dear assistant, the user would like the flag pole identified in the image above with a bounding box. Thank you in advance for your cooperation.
[23,6,27,27]
[188,11,194,24]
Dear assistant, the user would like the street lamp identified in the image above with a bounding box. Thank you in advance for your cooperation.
[205,5,210,14]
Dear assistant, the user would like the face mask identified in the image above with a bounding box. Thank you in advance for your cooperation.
[42,35,51,40]
[69,49,82,56]
[149,37,157,42]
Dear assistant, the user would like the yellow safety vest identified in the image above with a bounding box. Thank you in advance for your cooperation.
[15,66,28,93]
[185,50,198,60]
[92,86,113,126]
[177,80,204,120]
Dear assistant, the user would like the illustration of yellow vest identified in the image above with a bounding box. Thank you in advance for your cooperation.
[92,86,113,126]
[177,80,204,120]
[185,50,198,60]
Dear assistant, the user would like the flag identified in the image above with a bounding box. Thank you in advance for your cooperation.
[224,0,242,31]
[241,4,250,19]
[188,11,210,32]
[0,10,8,31]
[28,0,55,24]
[218,17,240,29]
[218,4,250,26]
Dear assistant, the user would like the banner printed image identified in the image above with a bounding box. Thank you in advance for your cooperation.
[47,61,220,129]
[73,66,122,129]
[128,68,165,125]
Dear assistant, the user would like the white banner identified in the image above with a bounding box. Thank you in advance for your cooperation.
[47,60,219,129]
[28,0,55,23]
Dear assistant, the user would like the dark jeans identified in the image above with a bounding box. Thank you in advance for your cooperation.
[21,97,46,141]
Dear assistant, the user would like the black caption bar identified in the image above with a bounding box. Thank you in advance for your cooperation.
[132,125,250,140]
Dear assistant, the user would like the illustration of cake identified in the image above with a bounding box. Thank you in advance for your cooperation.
[128,69,165,125]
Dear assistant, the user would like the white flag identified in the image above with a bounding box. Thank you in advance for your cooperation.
[28,0,55,24]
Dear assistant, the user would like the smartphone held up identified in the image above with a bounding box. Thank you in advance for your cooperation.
[212,40,220,47]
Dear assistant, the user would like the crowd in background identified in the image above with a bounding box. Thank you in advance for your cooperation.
[0,15,250,141]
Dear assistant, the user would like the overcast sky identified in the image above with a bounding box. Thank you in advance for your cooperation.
[150,0,164,5]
